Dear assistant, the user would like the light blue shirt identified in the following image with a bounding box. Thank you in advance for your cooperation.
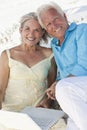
[51,22,87,80]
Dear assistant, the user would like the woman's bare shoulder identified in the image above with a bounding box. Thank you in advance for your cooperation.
[10,45,21,51]
[0,50,7,58]
[40,46,52,57]
[0,50,8,66]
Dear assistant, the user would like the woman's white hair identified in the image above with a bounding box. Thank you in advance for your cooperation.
[37,1,64,29]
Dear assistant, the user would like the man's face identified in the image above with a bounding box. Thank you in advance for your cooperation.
[41,8,68,42]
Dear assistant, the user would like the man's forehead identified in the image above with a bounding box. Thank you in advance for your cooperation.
[41,8,60,22]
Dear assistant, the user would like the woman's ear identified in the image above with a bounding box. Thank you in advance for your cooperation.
[19,27,22,34]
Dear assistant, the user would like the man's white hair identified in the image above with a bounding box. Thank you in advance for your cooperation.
[37,1,64,29]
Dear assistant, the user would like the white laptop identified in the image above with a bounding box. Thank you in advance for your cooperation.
[0,110,41,130]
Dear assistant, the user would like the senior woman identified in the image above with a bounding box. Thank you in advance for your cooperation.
[0,12,66,130]
[0,12,57,111]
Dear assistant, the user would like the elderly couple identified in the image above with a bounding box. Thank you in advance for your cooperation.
[0,1,87,130]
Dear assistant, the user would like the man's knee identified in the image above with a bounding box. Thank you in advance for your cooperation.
[55,78,73,103]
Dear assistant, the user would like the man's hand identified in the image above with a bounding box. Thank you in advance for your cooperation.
[46,81,58,100]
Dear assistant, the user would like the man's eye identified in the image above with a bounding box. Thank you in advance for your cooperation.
[54,18,59,22]
[47,23,51,26]
[35,29,41,32]
[47,23,51,28]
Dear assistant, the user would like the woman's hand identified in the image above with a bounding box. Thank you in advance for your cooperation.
[46,81,58,100]
[36,97,54,108]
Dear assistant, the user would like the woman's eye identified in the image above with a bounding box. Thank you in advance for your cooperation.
[25,28,30,31]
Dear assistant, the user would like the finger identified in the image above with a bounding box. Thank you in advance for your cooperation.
[47,93,52,99]
[46,89,51,93]
[47,92,55,100]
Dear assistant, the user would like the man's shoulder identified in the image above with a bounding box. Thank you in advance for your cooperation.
[77,23,87,30]
[75,23,87,36]
[69,22,87,31]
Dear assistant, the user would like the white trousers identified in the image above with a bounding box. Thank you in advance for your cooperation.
[56,76,87,130]
[66,118,79,130]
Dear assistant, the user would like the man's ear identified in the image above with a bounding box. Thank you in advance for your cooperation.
[64,13,67,20]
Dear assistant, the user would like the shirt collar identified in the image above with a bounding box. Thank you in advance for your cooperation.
[66,22,77,32]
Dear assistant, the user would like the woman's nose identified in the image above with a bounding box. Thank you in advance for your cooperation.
[28,31,34,36]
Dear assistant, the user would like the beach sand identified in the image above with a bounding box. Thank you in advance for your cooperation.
[50,118,66,130]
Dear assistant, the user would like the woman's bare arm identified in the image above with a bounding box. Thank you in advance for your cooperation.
[0,51,9,109]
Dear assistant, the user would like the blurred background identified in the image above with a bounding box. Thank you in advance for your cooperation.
[0,0,87,49]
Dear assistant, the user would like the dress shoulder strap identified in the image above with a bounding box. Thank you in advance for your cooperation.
[48,53,54,61]
[6,50,10,59]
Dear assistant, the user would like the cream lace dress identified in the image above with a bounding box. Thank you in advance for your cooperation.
[2,51,66,130]
[2,51,53,111]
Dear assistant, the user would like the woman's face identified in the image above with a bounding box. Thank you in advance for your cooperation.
[20,19,44,46]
